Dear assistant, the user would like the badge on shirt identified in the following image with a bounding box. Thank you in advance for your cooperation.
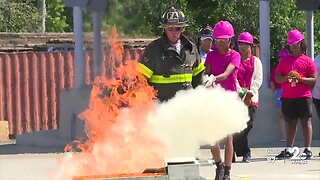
[161,54,166,61]
[143,56,149,63]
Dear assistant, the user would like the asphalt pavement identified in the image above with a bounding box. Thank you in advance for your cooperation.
[0,139,319,180]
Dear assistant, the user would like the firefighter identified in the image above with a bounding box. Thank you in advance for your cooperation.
[138,7,205,102]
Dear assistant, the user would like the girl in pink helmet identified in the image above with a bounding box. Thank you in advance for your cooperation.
[233,32,263,163]
[203,20,241,180]
[270,49,290,142]
[275,29,316,160]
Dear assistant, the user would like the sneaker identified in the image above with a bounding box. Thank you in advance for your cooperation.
[275,149,296,159]
[222,174,231,180]
[303,148,313,159]
[242,154,251,163]
[275,150,285,159]
[215,167,225,180]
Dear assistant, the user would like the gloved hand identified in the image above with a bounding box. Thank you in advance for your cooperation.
[238,88,253,106]
[287,71,302,87]
[202,74,216,87]
[243,91,254,106]
[288,71,302,81]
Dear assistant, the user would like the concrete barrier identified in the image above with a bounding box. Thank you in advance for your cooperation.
[58,86,91,141]
[0,121,9,141]
[15,86,91,146]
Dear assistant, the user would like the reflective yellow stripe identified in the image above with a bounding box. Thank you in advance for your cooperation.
[138,63,153,78]
[150,74,193,84]
[193,62,205,76]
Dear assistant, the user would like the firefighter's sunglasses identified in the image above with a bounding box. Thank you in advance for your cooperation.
[166,27,183,32]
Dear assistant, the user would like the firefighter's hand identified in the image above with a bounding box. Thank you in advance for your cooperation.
[203,74,216,87]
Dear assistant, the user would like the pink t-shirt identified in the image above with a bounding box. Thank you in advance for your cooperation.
[270,66,282,89]
[205,49,241,91]
[275,54,316,98]
[238,55,254,89]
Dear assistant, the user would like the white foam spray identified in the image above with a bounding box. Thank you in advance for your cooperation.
[149,86,249,158]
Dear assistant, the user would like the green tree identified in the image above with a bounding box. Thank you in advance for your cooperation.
[100,0,186,37]
[85,0,213,37]
[70,0,320,59]
[0,2,42,32]
[185,0,259,45]
[269,0,305,66]
[312,10,320,56]
[45,0,69,32]
[186,0,259,34]
[186,0,319,64]
[0,0,69,32]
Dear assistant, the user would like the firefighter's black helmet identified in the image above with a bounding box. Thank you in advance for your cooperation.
[159,7,188,28]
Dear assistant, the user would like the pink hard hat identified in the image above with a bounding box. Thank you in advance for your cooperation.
[237,32,254,44]
[287,29,304,45]
[278,49,290,59]
[213,21,234,39]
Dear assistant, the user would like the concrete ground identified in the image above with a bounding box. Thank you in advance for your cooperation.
[0,140,319,180]
[196,147,320,180]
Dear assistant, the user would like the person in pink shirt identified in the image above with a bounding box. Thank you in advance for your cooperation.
[233,32,263,163]
[270,49,290,142]
[203,20,241,180]
[275,29,316,159]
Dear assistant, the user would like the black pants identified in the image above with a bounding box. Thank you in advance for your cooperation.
[233,106,255,157]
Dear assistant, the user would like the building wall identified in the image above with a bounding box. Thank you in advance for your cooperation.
[0,48,142,136]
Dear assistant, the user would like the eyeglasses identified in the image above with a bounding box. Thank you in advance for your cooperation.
[166,27,183,32]
[288,42,301,47]
[215,38,229,43]
[238,43,251,48]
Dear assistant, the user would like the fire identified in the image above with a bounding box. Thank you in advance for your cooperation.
[57,28,167,179]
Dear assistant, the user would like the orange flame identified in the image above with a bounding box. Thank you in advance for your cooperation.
[58,28,167,179]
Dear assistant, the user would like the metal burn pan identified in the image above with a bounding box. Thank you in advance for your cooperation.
[72,158,205,180]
